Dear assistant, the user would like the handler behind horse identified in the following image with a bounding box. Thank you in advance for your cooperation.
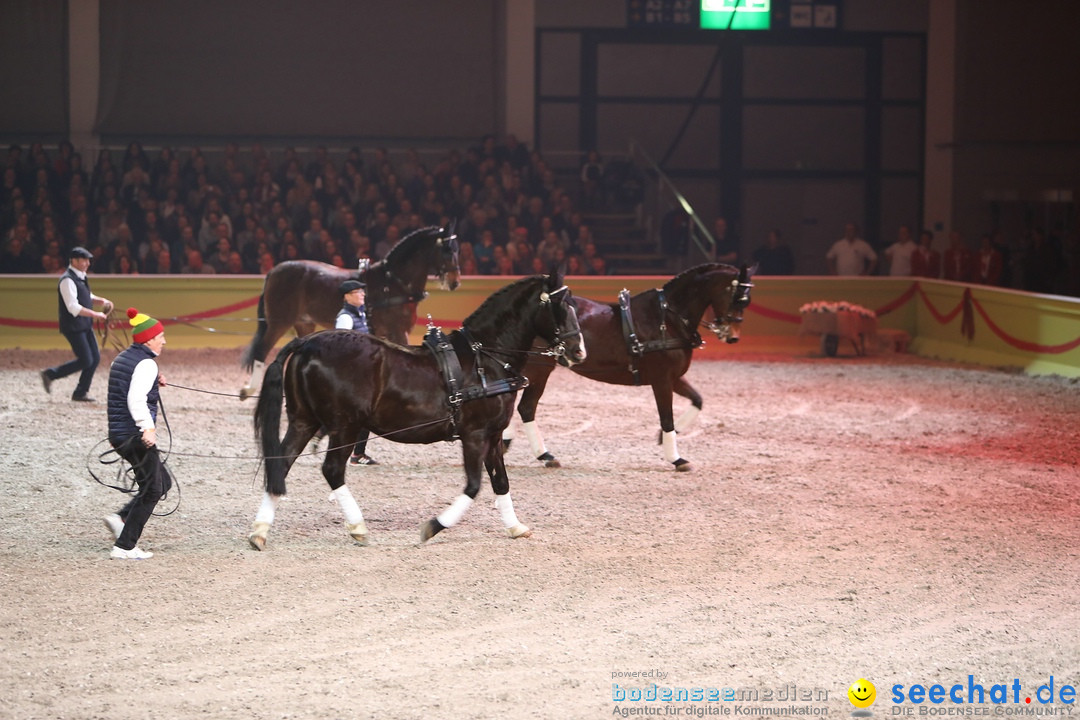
[102,308,172,560]
[335,279,378,466]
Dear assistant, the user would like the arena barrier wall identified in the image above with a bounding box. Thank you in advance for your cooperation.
[3,273,1079,378]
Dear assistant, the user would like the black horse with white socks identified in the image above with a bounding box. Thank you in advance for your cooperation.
[250,272,586,548]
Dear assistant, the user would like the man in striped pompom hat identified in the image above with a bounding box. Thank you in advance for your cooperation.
[102,308,171,560]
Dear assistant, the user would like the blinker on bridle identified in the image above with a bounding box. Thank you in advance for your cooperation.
[707,276,754,340]
[539,285,581,358]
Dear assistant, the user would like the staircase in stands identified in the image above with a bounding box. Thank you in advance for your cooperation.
[584,212,671,274]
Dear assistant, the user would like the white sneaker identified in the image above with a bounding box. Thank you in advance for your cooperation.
[110,545,153,560]
[103,514,125,541]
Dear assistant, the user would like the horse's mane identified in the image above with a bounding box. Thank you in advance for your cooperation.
[382,225,443,265]
[462,275,544,329]
[662,262,735,296]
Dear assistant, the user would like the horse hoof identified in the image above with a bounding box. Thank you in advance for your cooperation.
[248,521,270,550]
[420,518,445,543]
[239,386,255,401]
[506,523,532,539]
[537,452,560,468]
[674,458,692,472]
[347,521,369,546]
[502,438,512,451]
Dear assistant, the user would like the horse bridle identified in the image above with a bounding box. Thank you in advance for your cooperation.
[538,285,583,361]
[365,228,459,310]
[433,227,460,287]
[705,274,754,341]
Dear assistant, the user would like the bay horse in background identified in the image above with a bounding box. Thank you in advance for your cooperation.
[505,263,754,472]
[249,272,586,549]
[239,225,460,398]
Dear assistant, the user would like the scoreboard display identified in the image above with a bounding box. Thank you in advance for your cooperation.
[700,0,771,30]
[627,1,840,31]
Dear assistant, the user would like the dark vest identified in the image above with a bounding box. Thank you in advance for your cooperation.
[336,303,369,333]
[58,267,92,334]
[108,343,160,441]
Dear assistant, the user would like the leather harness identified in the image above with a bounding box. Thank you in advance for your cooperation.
[618,288,702,385]
[422,324,529,437]
[366,267,428,311]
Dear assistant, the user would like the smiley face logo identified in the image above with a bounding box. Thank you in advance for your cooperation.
[848,678,876,709]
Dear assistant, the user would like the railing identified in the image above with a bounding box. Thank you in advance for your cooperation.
[628,141,716,268]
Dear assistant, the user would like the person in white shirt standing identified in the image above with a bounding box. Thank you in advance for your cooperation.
[883,224,919,276]
[40,246,113,402]
[826,222,877,276]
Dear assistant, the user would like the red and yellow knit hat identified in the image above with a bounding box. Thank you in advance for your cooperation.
[127,307,164,343]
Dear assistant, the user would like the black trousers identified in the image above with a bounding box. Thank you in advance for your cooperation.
[111,436,172,551]
[353,428,370,457]
[50,328,100,397]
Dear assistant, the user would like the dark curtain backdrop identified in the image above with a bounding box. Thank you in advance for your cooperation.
[96,0,498,140]
[0,0,67,135]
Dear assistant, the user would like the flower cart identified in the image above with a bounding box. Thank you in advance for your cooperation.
[798,301,878,357]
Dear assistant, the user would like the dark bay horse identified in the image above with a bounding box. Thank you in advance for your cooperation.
[506,263,753,472]
[239,225,460,398]
[249,272,586,549]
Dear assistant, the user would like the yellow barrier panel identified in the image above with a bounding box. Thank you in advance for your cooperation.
[4,273,1079,377]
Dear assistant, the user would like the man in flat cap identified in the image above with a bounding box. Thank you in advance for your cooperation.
[335,279,378,465]
[40,246,114,402]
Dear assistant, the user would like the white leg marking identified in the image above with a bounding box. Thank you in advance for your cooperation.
[674,405,700,433]
[331,485,365,526]
[244,359,266,392]
[495,493,531,538]
[522,420,547,458]
[254,492,280,524]
[662,430,680,463]
[436,494,473,528]
[494,493,521,529]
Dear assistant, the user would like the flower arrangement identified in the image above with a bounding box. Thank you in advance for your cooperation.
[798,301,876,319]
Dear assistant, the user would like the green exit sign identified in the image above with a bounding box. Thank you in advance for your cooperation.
[700,0,771,30]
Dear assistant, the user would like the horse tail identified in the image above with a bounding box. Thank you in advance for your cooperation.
[240,293,267,372]
[254,336,307,496]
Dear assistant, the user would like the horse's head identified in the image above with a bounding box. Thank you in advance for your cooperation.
[433,224,461,291]
[536,271,587,366]
[707,263,755,344]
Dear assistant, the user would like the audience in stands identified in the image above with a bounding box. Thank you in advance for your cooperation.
[0,135,622,278]
[2,137,1076,294]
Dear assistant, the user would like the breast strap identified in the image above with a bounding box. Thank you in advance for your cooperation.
[619,289,697,386]
[422,325,529,437]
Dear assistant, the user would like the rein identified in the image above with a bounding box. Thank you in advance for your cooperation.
[88,394,181,517]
